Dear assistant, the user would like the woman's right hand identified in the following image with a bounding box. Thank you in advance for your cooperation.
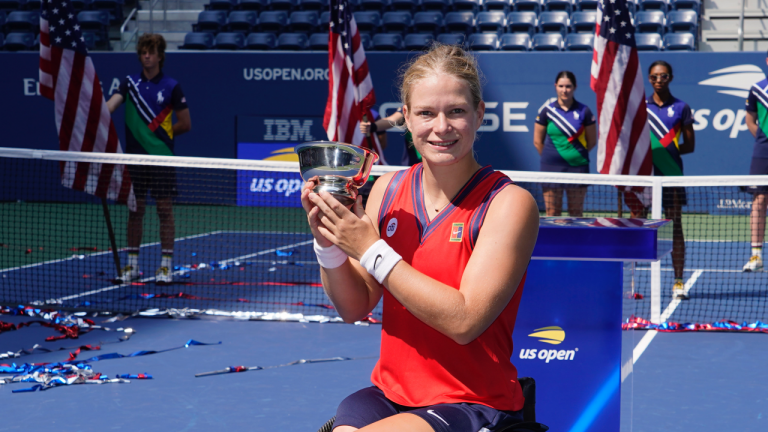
[300,177,335,248]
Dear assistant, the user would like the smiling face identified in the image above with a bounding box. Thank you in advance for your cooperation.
[555,77,575,104]
[403,73,485,167]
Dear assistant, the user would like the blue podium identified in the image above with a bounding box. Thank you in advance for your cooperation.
[512,217,670,432]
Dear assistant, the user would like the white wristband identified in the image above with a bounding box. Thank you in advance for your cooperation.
[359,240,402,284]
[313,239,348,269]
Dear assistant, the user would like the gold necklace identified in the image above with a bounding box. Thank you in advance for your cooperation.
[424,188,450,213]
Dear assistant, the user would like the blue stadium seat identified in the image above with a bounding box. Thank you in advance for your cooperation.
[635,11,665,34]
[404,32,435,49]
[3,31,35,51]
[319,11,331,32]
[575,0,597,10]
[0,12,4,31]
[277,32,308,50]
[451,0,481,11]
[437,32,466,46]
[421,0,449,10]
[24,0,41,11]
[500,32,530,50]
[238,0,269,10]
[270,0,299,10]
[80,31,96,50]
[227,11,258,33]
[476,11,506,33]
[90,0,123,23]
[570,11,596,33]
[245,32,277,49]
[671,0,699,12]
[308,32,328,49]
[78,11,110,48]
[444,11,474,33]
[193,10,228,33]
[207,0,238,11]
[639,0,667,12]
[372,32,404,50]
[301,0,329,10]
[468,33,498,50]
[70,0,93,12]
[5,11,39,33]
[666,10,697,33]
[179,32,215,50]
[382,11,412,33]
[392,0,418,10]
[544,0,571,13]
[0,0,24,14]
[360,0,387,10]
[413,11,443,33]
[635,32,662,50]
[507,11,537,36]
[360,33,372,50]
[214,32,246,49]
[290,11,319,33]
[565,33,593,50]
[532,32,563,50]
[512,0,540,14]
[354,11,382,34]
[483,0,511,12]
[538,11,568,36]
[663,32,695,50]
[258,11,289,33]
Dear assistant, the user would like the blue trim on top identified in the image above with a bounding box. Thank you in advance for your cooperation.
[377,168,409,234]
[411,164,427,240]
[469,176,513,249]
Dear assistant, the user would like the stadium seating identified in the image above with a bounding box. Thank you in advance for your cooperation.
[538,11,569,36]
[404,32,435,50]
[207,0,237,11]
[483,0,510,12]
[507,11,537,36]
[666,10,697,33]
[90,0,123,23]
[301,0,328,10]
[444,11,475,33]
[179,32,215,50]
[360,0,388,10]
[635,32,663,50]
[382,11,413,33]
[308,32,327,49]
[0,11,5,29]
[258,11,289,33]
[354,11,382,33]
[5,10,39,33]
[570,11,596,33]
[391,0,419,10]
[319,11,331,32]
[277,32,308,50]
[671,0,699,13]
[270,0,299,10]
[421,0,449,11]
[500,32,530,50]
[238,0,269,11]
[373,32,404,50]
[70,0,93,12]
[635,11,666,34]
[24,0,41,11]
[639,0,668,12]
[512,0,541,14]
[0,32,5,49]
[193,10,228,33]
[0,0,24,14]
[226,11,258,34]
[290,11,319,33]
[575,0,598,10]
[245,32,277,49]
[565,32,593,50]
[214,32,246,49]
[81,31,96,50]
[451,0,481,12]
[544,0,572,14]
[468,32,499,50]
[532,32,563,50]
[78,11,110,49]
[437,32,466,46]
[3,31,34,51]
[663,32,695,50]
[360,33,372,50]
[413,11,444,33]
[476,11,506,33]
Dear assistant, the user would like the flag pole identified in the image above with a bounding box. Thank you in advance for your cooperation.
[100,198,122,277]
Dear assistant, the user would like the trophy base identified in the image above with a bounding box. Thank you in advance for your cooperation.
[313,176,358,207]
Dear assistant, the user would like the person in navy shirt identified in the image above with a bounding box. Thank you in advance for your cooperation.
[533,71,597,217]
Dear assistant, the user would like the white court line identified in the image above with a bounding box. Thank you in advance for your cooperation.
[634,267,751,273]
[631,269,704,365]
[52,239,314,302]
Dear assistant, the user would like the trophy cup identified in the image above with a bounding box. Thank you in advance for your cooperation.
[295,141,379,206]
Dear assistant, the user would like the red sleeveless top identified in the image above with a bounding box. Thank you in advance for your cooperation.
[371,164,526,411]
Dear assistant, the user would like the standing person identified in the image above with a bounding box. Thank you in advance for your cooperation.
[303,45,539,431]
[361,109,422,166]
[743,53,768,272]
[645,60,695,298]
[106,34,191,283]
[533,71,597,217]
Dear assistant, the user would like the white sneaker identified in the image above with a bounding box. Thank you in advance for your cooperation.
[672,280,688,300]
[743,256,763,272]
[116,266,140,283]
[155,266,173,284]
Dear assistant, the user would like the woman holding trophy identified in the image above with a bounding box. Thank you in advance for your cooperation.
[300,44,539,432]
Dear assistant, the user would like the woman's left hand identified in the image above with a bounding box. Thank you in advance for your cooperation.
[307,191,380,261]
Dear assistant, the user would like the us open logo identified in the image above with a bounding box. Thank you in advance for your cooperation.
[386,218,398,237]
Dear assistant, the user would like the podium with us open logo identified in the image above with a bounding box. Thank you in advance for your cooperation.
[512,217,670,432]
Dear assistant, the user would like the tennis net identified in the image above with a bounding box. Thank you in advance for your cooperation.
[1,148,767,327]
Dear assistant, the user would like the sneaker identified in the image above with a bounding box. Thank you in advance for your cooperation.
[743,255,763,272]
[672,280,688,300]
[155,266,173,284]
[116,266,140,283]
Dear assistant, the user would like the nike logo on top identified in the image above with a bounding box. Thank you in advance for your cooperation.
[427,410,449,426]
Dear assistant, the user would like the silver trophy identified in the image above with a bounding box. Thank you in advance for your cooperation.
[295,141,379,206]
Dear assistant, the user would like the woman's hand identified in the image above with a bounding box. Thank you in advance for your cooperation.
[300,177,334,248]
[307,191,380,261]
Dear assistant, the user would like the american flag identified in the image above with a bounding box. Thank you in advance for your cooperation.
[323,0,386,163]
[39,0,135,210]
[590,0,651,182]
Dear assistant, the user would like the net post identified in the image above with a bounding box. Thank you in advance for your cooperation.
[650,179,663,324]
[101,198,122,278]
